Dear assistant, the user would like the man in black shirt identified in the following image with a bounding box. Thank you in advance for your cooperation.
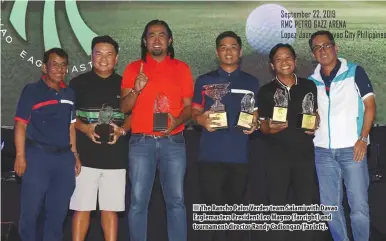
[69,36,130,241]
[257,44,320,241]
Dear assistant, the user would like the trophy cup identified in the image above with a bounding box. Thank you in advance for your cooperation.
[272,88,289,123]
[203,83,229,129]
[153,93,169,131]
[297,92,317,130]
[94,103,114,143]
[236,93,255,130]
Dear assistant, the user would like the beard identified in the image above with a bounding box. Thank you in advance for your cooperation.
[150,48,164,56]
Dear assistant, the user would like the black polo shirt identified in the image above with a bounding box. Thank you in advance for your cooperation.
[192,67,260,163]
[14,77,76,148]
[257,76,318,149]
[69,70,128,169]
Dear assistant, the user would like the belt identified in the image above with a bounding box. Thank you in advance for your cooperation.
[133,132,183,139]
[26,139,72,153]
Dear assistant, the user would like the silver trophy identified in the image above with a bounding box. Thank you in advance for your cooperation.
[153,93,170,131]
[272,88,289,123]
[241,93,255,113]
[237,93,255,130]
[203,83,230,129]
[95,103,114,143]
[302,92,314,114]
[297,92,317,130]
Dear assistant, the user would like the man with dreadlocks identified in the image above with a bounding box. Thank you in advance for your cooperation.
[120,19,194,241]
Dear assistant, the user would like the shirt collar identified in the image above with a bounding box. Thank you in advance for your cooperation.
[40,75,67,90]
[320,59,341,80]
[218,66,241,78]
[145,53,172,67]
[275,73,298,88]
[90,69,116,80]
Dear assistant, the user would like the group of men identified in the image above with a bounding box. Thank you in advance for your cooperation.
[13,19,376,241]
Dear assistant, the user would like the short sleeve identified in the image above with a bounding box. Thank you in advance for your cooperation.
[121,63,137,89]
[71,103,76,123]
[253,78,260,111]
[181,65,194,98]
[14,85,34,124]
[69,78,80,109]
[192,76,204,108]
[66,86,77,124]
[257,87,272,120]
[69,79,79,123]
[355,66,374,100]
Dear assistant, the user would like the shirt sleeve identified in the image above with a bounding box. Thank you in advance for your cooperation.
[69,78,79,109]
[68,79,78,123]
[181,65,194,98]
[71,103,76,123]
[253,78,260,111]
[192,76,204,108]
[257,86,272,120]
[66,85,77,124]
[121,63,137,89]
[70,89,76,124]
[355,66,374,100]
[14,84,34,124]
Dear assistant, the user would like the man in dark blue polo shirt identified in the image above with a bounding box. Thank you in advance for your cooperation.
[192,31,260,241]
[13,48,81,241]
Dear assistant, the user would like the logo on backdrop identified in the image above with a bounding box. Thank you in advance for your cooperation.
[2,0,96,74]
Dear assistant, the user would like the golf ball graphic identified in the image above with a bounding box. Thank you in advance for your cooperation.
[246,4,296,55]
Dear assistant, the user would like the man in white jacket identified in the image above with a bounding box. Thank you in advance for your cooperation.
[308,30,376,241]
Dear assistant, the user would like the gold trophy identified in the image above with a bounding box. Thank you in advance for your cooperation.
[203,83,230,129]
[297,92,317,130]
[272,88,288,123]
[236,93,255,130]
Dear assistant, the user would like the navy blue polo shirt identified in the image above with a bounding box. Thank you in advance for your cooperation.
[14,77,76,148]
[192,67,260,163]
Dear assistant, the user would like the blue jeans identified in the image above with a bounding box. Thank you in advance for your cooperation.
[315,147,369,241]
[128,133,187,241]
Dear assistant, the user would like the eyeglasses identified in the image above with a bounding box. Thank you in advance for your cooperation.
[312,43,334,52]
[51,62,67,69]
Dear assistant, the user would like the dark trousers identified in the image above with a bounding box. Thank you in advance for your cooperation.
[19,146,75,241]
[264,145,320,241]
[198,161,249,241]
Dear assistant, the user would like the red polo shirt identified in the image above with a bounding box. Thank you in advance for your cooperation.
[121,54,194,135]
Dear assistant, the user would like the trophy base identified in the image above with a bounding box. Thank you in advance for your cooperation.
[209,111,228,129]
[236,112,254,130]
[95,124,113,143]
[153,113,168,132]
[296,113,317,131]
[272,106,288,123]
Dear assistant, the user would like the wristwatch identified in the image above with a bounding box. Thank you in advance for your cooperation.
[359,136,368,144]
[120,128,127,136]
